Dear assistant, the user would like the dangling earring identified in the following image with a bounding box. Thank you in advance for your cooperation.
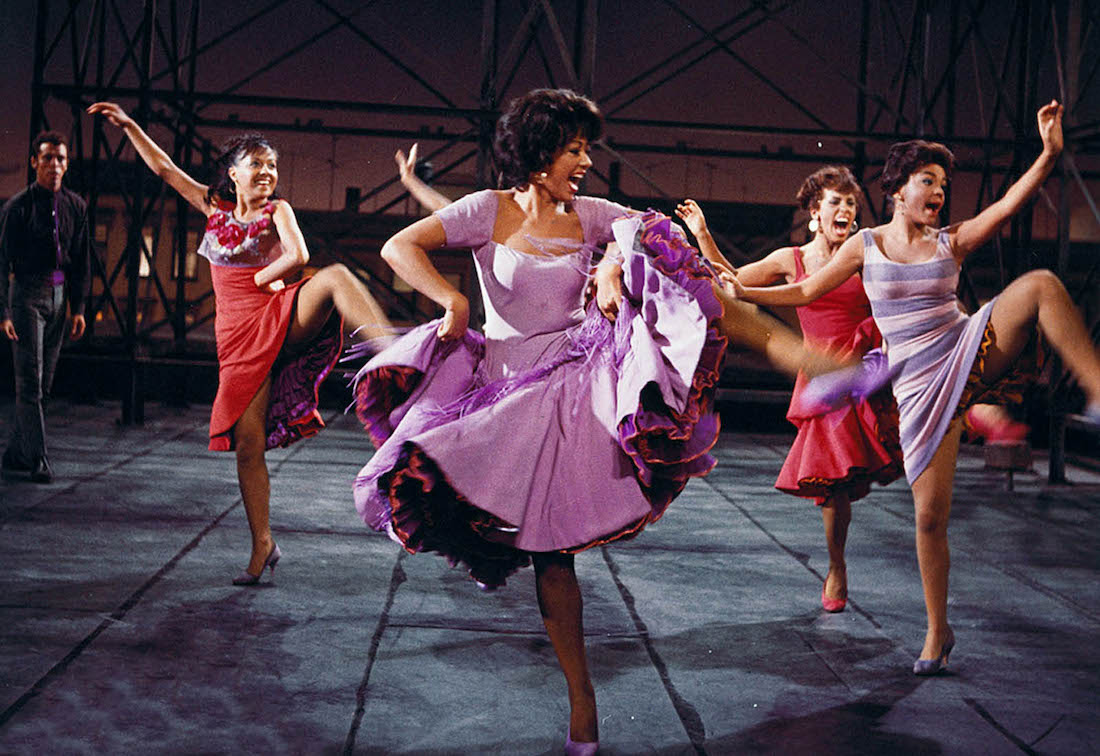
[850,219,858,232]
[535,171,547,183]
[808,217,819,233]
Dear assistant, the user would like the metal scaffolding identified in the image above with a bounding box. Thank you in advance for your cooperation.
[26,0,1100,474]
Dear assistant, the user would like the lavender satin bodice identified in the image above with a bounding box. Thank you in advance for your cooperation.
[434,190,631,379]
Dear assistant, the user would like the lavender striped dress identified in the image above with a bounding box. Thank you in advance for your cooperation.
[861,228,995,483]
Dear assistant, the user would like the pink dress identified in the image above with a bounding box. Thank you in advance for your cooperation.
[351,192,726,588]
[774,247,902,503]
[198,201,343,452]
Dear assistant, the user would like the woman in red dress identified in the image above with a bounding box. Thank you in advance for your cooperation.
[678,167,903,612]
[89,102,392,585]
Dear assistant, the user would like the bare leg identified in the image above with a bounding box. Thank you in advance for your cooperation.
[714,285,845,378]
[909,419,963,661]
[287,263,393,348]
[234,376,276,576]
[983,270,1100,403]
[821,493,852,601]
[532,552,597,745]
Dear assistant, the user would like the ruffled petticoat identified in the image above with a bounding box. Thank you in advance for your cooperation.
[351,212,726,588]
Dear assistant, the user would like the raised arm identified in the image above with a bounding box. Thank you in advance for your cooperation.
[253,200,310,291]
[396,144,452,213]
[675,199,737,274]
[87,102,210,215]
[735,234,862,307]
[952,100,1063,258]
[380,214,468,340]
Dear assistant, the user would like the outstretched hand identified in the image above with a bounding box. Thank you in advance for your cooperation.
[87,102,135,129]
[395,144,418,186]
[675,199,708,238]
[1037,100,1064,157]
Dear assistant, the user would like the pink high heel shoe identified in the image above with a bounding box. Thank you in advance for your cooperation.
[232,542,281,586]
[821,585,847,613]
[965,406,1028,442]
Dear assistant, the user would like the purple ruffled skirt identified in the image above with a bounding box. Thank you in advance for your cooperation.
[351,211,726,588]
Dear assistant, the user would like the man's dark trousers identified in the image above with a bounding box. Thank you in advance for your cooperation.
[7,273,66,465]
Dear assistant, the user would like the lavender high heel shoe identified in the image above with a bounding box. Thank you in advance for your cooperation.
[232,542,281,586]
[913,627,955,676]
[804,348,898,411]
[565,732,599,755]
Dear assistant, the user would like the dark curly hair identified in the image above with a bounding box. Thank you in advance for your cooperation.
[494,89,603,189]
[881,139,954,197]
[205,133,279,205]
[31,130,67,156]
[795,165,864,211]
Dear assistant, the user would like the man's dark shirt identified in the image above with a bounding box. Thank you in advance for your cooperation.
[0,182,91,319]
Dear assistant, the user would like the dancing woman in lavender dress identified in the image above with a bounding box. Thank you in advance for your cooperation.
[88,102,392,585]
[354,89,730,753]
[733,101,1100,674]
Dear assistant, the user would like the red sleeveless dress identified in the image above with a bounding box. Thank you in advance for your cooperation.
[200,201,343,452]
[774,248,902,504]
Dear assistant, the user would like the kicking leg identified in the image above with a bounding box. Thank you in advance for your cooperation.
[287,263,393,349]
[714,286,844,378]
[983,270,1100,404]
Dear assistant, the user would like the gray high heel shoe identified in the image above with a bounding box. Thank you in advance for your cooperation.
[232,543,281,586]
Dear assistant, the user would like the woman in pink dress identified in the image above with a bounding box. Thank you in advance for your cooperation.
[89,102,392,585]
[678,167,904,614]
[731,101,1100,674]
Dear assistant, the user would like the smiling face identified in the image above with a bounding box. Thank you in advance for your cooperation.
[31,141,68,192]
[896,163,948,226]
[228,146,278,202]
[536,135,593,202]
[812,188,859,245]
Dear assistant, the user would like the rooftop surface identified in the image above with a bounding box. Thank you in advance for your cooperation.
[1,400,1097,754]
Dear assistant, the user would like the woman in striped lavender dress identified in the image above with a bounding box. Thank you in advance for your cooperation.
[731,100,1100,675]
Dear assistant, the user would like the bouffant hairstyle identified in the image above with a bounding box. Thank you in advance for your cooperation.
[494,88,603,189]
[881,139,955,197]
[31,130,67,156]
[795,165,864,211]
[205,133,279,205]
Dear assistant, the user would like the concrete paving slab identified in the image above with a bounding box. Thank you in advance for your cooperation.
[0,399,1097,754]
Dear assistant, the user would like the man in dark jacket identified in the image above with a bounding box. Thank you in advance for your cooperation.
[1,131,90,483]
